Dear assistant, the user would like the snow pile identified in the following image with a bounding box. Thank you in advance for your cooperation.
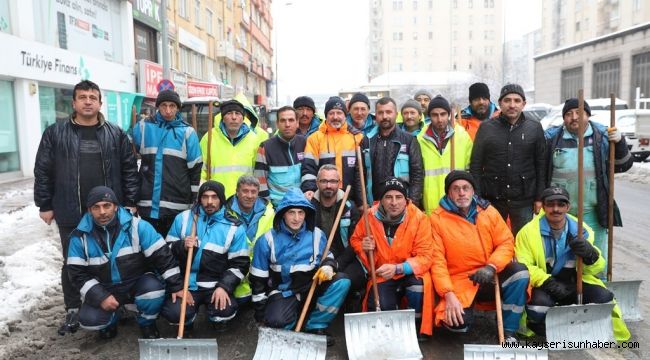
[0,204,61,335]
[616,161,650,185]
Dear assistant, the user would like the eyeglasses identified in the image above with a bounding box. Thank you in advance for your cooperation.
[318,179,339,185]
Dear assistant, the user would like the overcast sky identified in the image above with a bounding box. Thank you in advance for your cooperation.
[272,0,542,103]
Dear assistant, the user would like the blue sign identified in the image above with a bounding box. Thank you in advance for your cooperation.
[157,79,175,92]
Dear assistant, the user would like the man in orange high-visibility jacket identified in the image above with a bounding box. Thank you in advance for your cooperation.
[350,177,434,338]
[430,170,529,343]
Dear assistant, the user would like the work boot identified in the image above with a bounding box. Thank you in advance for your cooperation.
[503,331,518,344]
[57,309,80,335]
[98,324,118,340]
[140,323,160,339]
[307,328,334,347]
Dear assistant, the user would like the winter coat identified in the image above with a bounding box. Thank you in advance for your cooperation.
[459,102,500,141]
[350,202,434,335]
[166,206,249,293]
[297,115,321,137]
[67,207,183,307]
[224,195,274,248]
[347,113,378,138]
[544,121,633,228]
[133,112,202,220]
[254,134,307,207]
[360,127,424,208]
[311,188,359,258]
[34,113,139,226]
[469,113,546,206]
[429,198,514,327]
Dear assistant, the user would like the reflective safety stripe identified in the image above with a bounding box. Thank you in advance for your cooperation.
[228,249,249,259]
[250,267,268,277]
[341,150,356,157]
[209,165,252,174]
[266,232,277,264]
[224,225,238,250]
[564,260,576,268]
[256,152,266,162]
[197,281,218,288]
[501,270,530,288]
[229,268,245,279]
[131,216,141,252]
[425,168,451,177]
[502,304,525,313]
[136,289,165,300]
[210,312,237,322]
[318,152,335,160]
[190,185,199,192]
[406,285,424,293]
[162,148,185,159]
[252,293,267,302]
[187,156,202,169]
[140,313,159,320]
[616,152,632,165]
[144,239,166,257]
[301,174,317,182]
[88,257,109,266]
[137,200,191,211]
[162,267,180,279]
[304,153,317,161]
[552,170,596,179]
[80,279,99,301]
[526,305,550,314]
[315,303,338,314]
[140,147,158,155]
[270,264,282,272]
[67,257,87,266]
[290,264,315,273]
[204,242,227,254]
[116,247,137,258]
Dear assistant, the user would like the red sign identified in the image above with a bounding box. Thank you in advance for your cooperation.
[140,60,163,98]
[187,81,219,98]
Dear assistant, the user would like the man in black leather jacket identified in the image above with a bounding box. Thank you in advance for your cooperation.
[34,80,139,336]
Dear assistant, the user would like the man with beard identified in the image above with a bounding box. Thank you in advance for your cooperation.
[293,96,321,136]
[417,96,473,214]
[399,99,427,136]
[67,186,184,339]
[301,96,364,204]
[162,181,249,334]
[414,89,433,114]
[470,84,546,236]
[459,83,500,140]
[360,97,423,208]
[346,92,378,138]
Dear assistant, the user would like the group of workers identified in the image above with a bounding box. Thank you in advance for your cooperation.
[33,79,633,347]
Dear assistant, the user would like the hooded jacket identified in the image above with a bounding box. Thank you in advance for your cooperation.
[459,102,500,141]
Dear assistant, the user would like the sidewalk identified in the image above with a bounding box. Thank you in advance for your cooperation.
[0,177,33,214]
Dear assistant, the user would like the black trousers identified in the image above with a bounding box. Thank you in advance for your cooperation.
[59,225,81,310]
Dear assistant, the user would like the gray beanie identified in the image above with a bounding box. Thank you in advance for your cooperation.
[401,99,422,114]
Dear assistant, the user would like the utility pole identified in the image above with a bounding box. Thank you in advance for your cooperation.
[161,0,171,79]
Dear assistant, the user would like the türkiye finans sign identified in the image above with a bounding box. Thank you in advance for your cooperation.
[21,51,79,75]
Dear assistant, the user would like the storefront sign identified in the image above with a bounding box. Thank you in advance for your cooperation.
[132,0,162,31]
[138,59,163,98]
[187,81,219,98]
[172,70,188,100]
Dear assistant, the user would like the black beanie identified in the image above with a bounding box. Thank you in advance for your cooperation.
[427,95,451,116]
[469,82,490,101]
[197,180,226,206]
[220,100,245,115]
[498,83,526,101]
[324,96,347,116]
[349,93,370,109]
[293,96,316,112]
[86,186,119,208]
[380,177,408,199]
[444,170,477,194]
[562,98,592,117]
[156,90,182,108]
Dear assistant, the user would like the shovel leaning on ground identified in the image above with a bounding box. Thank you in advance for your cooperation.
[139,212,219,359]
[252,186,352,360]
[343,146,422,360]
[544,91,615,348]
[464,273,548,360]
[604,93,643,322]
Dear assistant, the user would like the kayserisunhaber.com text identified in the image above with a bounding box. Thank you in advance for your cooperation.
[502,340,640,350]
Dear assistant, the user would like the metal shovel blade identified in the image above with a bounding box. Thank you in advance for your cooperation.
[545,303,615,349]
[138,338,218,359]
[344,309,422,360]
[463,344,548,360]
[252,327,327,360]
[607,280,643,321]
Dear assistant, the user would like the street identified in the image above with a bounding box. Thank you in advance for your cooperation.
[0,176,648,359]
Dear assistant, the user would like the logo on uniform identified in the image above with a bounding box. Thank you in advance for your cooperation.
[347,157,356,167]
[297,152,304,161]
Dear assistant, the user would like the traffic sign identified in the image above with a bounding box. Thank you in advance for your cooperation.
[156,79,175,92]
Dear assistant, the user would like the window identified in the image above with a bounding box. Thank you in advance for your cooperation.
[429,0,433,9]
[468,30,472,40]
[179,0,188,18]
[195,0,201,27]
[428,16,432,25]
[592,59,620,98]
[428,31,433,40]
[206,9,213,35]
[632,52,650,108]
[413,32,418,40]
[561,66,583,102]
[484,0,488,7]
[453,0,457,8]
[218,17,224,38]
[413,16,417,25]
[413,48,418,56]
[453,31,457,40]
[575,21,580,31]
[0,0,11,34]
[468,0,473,8]
[634,0,642,11]
[0,81,20,173]
[468,46,472,55]
[240,25,247,48]
[413,0,418,10]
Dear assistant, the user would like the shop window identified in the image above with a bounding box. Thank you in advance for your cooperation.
[39,86,73,133]
[0,81,20,173]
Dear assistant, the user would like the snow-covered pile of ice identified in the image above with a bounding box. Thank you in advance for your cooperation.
[0,203,61,335]
[616,161,650,184]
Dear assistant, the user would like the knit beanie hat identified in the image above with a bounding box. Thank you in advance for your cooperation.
[349,93,370,109]
[444,170,477,194]
[427,95,451,115]
[86,186,118,208]
[498,84,526,101]
[293,96,316,112]
[156,90,182,108]
[324,96,347,116]
[197,180,226,206]
[414,89,433,100]
[220,100,245,115]
[401,99,422,115]
[380,177,408,198]
[469,82,490,101]
[562,98,592,117]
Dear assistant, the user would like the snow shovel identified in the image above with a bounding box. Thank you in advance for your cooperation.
[344,147,422,360]
[604,94,643,321]
[464,273,548,360]
[544,92,615,348]
[252,186,352,360]
[139,212,219,359]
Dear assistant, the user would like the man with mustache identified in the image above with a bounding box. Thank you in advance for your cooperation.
[66,186,184,339]
[470,83,546,236]
[515,187,630,342]
[161,181,249,335]
[544,98,633,280]
[414,89,433,114]
[429,171,529,343]
[458,82,500,140]
[360,97,424,208]
[293,96,321,136]
[346,92,378,138]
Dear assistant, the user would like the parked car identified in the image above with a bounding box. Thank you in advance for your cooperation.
[540,105,564,130]
[591,109,650,162]
[523,103,553,122]
[179,96,221,139]
[585,98,628,111]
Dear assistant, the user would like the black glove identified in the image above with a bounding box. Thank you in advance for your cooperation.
[540,277,573,301]
[567,234,599,265]
[468,265,496,286]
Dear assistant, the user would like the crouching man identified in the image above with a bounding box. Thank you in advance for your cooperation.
[67,186,184,339]
[250,188,351,347]
[515,186,630,341]
[161,181,249,334]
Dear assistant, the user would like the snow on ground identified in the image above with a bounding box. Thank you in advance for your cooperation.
[0,203,61,336]
[616,161,650,184]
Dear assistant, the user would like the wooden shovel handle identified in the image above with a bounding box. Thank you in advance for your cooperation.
[450,105,457,171]
[295,186,352,332]
[577,90,585,303]
[494,273,504,345]
[177,213,198,338]
[607,93,616,282]
[207,102,214,179]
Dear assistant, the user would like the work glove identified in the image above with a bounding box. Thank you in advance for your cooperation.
[567,234,599,265]
[608,127,622,143]
[468,265,496,286]
[540,277,574,301]
[313,265,335,285]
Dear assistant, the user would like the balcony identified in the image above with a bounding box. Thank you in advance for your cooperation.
[216,41,236,62]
